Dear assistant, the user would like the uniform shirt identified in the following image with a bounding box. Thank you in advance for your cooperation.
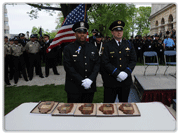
[25,41,41,54]
[11,43,24,56]
[4,44,12,55]
[163,38,175,47]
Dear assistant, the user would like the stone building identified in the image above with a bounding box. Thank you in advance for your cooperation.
[4,5,10,38]
[149,3,176,38]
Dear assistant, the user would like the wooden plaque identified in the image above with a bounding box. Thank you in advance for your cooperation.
[30,101,58,114]
[116,103,141,116]
[96,103,118,117]
[51,103,77,116]
[74,103,97,116]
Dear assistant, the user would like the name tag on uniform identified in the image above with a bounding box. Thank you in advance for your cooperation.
[149,45,151,48]
[73,55,77,57]
[110,51,115,54]
[160,49,162,52]
[138,47,141,50]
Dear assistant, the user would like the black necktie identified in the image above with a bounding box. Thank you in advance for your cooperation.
[118,42,121,46]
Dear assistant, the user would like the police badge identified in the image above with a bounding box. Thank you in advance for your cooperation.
[80,22,84,27]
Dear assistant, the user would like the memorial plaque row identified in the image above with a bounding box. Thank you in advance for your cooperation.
[30,101,141,117]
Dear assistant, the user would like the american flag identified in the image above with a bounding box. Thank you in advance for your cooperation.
[47,4,88,53]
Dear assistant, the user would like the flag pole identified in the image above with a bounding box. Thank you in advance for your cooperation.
[84,4,87,21]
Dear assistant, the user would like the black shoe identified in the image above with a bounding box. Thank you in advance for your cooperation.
[45,75,49,77]
[39,75,44,78]
[6,82,11,85]
[54,73,60,75]
[25,79,29,82]
[29,77,32,81]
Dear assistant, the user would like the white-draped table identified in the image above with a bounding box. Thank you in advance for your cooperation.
[5,102,176,131]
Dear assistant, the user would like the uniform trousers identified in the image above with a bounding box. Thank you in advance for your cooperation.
[67,92,94,103]
[12,55,28,83]
[104,86,131,103]
[28,53,43,79]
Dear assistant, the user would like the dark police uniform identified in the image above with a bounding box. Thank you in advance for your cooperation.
[63,21,100,103]
[89,29,98,43]
[101,20,137,103]
[44,35,59,77]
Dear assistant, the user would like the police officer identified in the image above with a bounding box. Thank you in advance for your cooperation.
[101,20,137,103]
[93,32,103,56]
[25,34,44,80]
[11,37,28,84]
[89,29,98,43]
[4,36,11,85]
[19,33,30,73]
[44,34,59,77]
[144,35,154,62]
[63,21,100,103]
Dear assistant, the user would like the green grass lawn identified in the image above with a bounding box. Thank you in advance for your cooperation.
[4,84,104,115]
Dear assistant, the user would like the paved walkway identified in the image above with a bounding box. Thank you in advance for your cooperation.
[7,65,176,87]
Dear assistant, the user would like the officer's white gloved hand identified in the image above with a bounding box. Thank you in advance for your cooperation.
[48,48,51,52]
[81,78,93,89]
[116,77,122,82]
[117,71,128,81]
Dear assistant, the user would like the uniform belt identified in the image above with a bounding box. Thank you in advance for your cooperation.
[29,52,38,55]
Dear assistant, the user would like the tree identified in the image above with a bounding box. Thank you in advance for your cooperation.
[135,6,151,35]
[31,26,57,39]
[87,4,136,39]
[26,3,92,19]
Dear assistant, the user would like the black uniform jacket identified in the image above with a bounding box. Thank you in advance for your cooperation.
[63,40,100,93]
[101,39,137,88]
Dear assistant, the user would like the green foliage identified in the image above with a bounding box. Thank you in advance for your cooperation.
[31,26,57,39]
[135,6,151,36]
[87,4,136,39]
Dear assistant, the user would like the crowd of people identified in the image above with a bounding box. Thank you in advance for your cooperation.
[4,28,176,86]
[4,33,61,85]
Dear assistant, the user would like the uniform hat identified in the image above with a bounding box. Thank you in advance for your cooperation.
[109,20,125,31]
[9,38,14,41]
[30,34,36,38]
[72,21,89,32]
[43,34,50,38]
[95,32,103,38]
[19,33,25,37]
[4,36,8,39]
[33,34,38,38]
[92,29,98,33]
[166,31,170,35]
[14,37,19,41]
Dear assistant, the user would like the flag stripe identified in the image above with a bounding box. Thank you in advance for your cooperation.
[47,4,88,53]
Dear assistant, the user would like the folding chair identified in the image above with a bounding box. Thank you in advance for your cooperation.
[143,51,159,76]
[164,50,176,75]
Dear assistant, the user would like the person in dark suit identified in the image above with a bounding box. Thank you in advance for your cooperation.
[101,20,137,103]
[63,21,100,103]
[89,29,98,43]
[44,34,60,77]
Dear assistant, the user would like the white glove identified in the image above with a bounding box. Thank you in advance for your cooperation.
[81,78,93,89]
[117,71,128,81]
[116,77,122,82]
[48,48,51,52]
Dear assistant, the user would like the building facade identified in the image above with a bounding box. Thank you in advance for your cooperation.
[4,5,10,38]
[149,3,176,38]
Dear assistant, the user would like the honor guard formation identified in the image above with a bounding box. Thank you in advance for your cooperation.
[5,20,176,104]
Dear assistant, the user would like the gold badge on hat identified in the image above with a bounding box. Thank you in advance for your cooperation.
[80,22,84,27]
[118,21,121,24]
[125,47,130,50]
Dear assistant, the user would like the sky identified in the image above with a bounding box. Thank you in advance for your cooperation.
[5,3,151,35]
